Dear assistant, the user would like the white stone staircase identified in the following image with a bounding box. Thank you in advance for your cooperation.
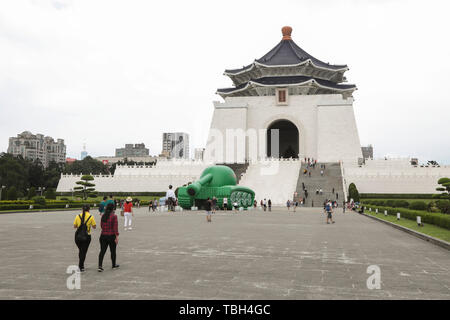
[238,159,302,205]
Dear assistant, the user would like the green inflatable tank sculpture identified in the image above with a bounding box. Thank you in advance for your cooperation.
[177,165,255,210]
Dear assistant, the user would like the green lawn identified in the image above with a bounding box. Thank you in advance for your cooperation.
[365,211,450,242]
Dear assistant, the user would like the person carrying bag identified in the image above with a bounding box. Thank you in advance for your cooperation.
[73,204,96,272]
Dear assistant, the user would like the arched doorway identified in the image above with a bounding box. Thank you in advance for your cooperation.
[267,119,299,158]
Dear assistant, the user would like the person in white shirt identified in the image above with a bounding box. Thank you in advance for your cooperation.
[223,197,228,210]
[166,185,176,212]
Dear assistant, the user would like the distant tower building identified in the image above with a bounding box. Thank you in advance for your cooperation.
[194,148,205,161]
[361,145,374,160]
[81,143,88,160]
[7,131,66,167]
[115,143,149,157]
[162,133,190,159]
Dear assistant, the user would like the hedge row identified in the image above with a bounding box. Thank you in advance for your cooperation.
[363,205,450,230]
[360,193,435,199]
[0,203,87,211]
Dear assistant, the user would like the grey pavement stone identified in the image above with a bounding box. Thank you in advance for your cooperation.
[0,207,449,299]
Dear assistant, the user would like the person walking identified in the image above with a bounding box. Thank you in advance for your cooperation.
[253,199,257,208]
[205,197,212,222]
[98,203,119,272]
[154,199,158,211]
[268,199,272,212]
[293,201,298,212]
[123,197,134,231]
[148,199,153,212]
[343,200,346,213]
[106,195,116,211]
[286,199,291,211]
[73,204,96,272]
[326,200,335,224]
[320,169,324,176]
[98,196,107,216]
[263,198,267,211]
[223,197,228,210]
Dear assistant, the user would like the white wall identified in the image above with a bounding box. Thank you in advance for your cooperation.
[204,94,362,163]
[343,159,450,194]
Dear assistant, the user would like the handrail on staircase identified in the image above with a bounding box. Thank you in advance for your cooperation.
[340,160,348,201]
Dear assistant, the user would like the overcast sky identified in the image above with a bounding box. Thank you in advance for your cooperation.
[1,0,449,164]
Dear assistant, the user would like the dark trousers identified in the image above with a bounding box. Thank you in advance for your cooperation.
[75,235,91,269]
[98,234,117,267]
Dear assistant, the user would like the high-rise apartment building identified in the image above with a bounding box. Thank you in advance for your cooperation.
[7,131,66,167]
[115,143,149,157]
[162,133,189,159]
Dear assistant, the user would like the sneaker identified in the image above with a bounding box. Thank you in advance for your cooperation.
[98,267,104,272]
[79,267,85,272]
[112,264,120,269]
[332,221,335,224]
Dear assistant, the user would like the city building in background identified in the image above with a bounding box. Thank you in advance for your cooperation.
[80,143,88,160]
[194,148,205,161]
[162,133,189,159]
[115,143,149,157]
[7,131,66,167]
[361,145,374,160]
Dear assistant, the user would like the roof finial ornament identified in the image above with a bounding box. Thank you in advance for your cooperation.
[282,26,292,40]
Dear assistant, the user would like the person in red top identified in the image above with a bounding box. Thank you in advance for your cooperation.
[98,203,119,272]
[123,196,134,231]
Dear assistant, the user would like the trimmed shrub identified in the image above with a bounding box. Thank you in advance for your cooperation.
[435,200,450,214]
[392,200,409,208]
[360,193,435,199]
[385,200,395,207]
[32,196,46,206]
[408,201,427,211]
[348,183,360,202]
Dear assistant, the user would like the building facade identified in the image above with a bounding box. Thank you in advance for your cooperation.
[204,26,362,164]
[194,148,205,161]
[162,133,189,159]
[7,131,66,167]
[361,145,374,160]
[115,143,149,157]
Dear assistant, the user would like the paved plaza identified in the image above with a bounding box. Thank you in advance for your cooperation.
[0,207,449,300]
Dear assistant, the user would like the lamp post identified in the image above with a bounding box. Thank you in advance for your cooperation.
[0,185,5,201]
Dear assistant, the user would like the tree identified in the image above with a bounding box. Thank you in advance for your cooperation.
[44,187,57,200]
[28,187,36,199]
[73,175,98,200]
[435,177,450,214]
[348,183,360,202]
[436,177,450,199]
[64,156,109,175]
[7,186,18,200]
